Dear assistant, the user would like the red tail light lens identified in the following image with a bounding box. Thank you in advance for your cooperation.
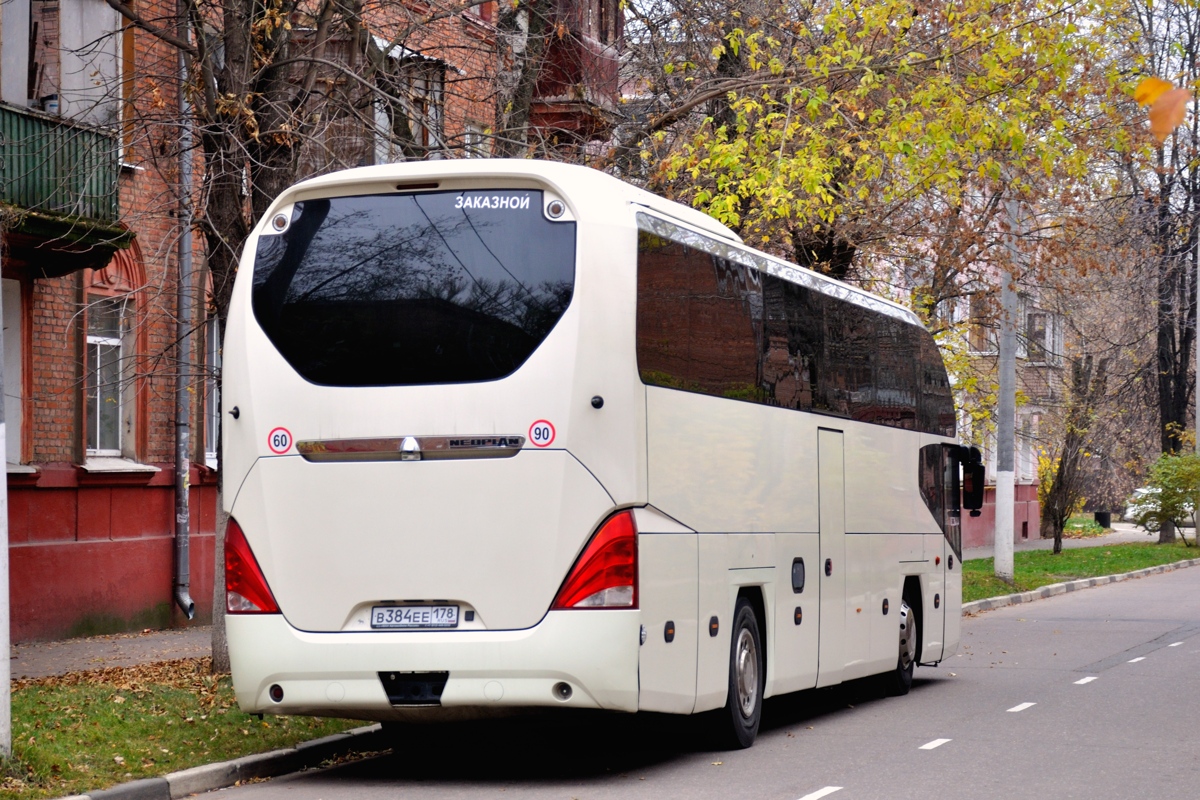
[225,518,280,614]
[552,510,638,609]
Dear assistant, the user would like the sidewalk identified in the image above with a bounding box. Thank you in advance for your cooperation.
[11,625,212,681]
[962,519,1194,561]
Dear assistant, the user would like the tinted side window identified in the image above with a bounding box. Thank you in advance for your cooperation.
[919,443,963,558]
[763,277,818,411]
[770,276,926,429]
[635,220,954,437]
[252,190,576,387]
[919,333,957,434]
[636,232,762,399]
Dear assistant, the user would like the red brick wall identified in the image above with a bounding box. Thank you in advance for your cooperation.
[6,1,219,643]
[7,0,612,643]
[8,467,217,642]
[961,483,1042,553]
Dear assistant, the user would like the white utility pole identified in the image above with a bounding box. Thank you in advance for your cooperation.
[995,198,1021,584]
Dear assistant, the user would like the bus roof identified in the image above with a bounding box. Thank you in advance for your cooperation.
[270,159,921,328]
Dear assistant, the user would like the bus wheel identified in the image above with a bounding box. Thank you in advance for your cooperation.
[885,600,918,696]
[719,597,763,749]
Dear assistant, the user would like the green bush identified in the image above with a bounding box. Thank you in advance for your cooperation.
[1131,452,1200,542]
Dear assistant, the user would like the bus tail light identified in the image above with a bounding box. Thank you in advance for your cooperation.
[226,518,280,614]
[552,510,638,609]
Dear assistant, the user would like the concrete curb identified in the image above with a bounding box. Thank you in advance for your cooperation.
[62,723,385,800]
[962,557,1200,615]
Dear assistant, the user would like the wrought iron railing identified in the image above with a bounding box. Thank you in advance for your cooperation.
[0,102,120,224]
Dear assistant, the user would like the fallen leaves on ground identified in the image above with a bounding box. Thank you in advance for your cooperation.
[13,659,227,715]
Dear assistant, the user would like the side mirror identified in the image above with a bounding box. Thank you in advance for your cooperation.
[962,446,984,516]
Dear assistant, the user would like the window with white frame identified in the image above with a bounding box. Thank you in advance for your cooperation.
[3,279,23,466]
[85,294,127,455]
[57,0,123,127]
[1022,309,1061,365]
[968,293,997,354]
[464,1,495,23]
[1018,413,1038,483]
[374,54,446,162]
[464,122,488,157]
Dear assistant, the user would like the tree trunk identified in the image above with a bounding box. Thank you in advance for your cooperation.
[1159,518,1177,544]
[1152,145,1195,457]
[493,3,551,157]
[211,491,230,672]
[1038,356,1108,557]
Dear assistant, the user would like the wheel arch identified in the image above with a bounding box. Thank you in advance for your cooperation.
[736,585,768,675]
[902,575,923,664]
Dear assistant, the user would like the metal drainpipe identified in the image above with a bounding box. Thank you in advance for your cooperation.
[173,6,195,619]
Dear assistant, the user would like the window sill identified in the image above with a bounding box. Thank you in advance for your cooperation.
[80,457,161,474]
[6,462,39,475]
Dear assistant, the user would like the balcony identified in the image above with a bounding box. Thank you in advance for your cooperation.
[0,102,129,275]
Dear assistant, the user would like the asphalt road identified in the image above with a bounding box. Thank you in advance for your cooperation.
[223,567,1200,800]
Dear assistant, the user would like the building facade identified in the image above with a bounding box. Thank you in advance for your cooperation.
[2,0,623,642]
[958,291,1055,551]
[2,0,220,642]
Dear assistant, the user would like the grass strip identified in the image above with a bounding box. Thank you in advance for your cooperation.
[0,658,360,800]
[963,540,1199,603]
[1063,515,1109,537]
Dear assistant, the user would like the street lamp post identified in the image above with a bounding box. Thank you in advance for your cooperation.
[995,196,1022,584]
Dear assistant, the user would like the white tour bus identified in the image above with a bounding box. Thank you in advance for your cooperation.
[222,159,983,748]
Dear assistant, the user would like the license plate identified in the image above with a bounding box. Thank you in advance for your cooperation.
[370,605,459,629]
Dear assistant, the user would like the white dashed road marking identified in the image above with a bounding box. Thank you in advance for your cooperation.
[1075,677,1098,684]
[1007,702,1037,712]
[1128,657,1146,663]
[919,739,952,750]
[796,788,843,800]
[1169,642,1183,647]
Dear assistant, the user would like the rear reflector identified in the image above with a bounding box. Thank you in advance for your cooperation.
[226,518,280,614]
[552,510,638,609]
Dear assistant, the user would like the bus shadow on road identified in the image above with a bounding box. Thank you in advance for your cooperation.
[322,675,939,783]
[761,673,941,736]
[340,710,703,781]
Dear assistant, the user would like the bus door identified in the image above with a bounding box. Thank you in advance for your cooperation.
[816,428,846,688]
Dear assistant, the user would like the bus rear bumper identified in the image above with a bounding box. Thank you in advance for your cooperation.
[227,610,641,720]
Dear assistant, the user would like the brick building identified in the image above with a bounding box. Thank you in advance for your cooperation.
[1,0,220,642]
[957,293,1053,551]
[2,0,624,642]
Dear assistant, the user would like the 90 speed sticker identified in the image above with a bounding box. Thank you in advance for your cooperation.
[267,427,293,454]
[528,420,555,448]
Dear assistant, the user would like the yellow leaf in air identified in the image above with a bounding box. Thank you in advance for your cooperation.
[1135,76,1174,107]
[1149,88,1192,143]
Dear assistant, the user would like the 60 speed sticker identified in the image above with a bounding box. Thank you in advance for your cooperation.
[267,427,293,454]
[528,420,555,448]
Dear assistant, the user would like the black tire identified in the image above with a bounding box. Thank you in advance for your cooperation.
[717,597,764,749]
[883,598,918,697]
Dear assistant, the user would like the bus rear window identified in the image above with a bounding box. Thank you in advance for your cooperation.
[251,190,576,386]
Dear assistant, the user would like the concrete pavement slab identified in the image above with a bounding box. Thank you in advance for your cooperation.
[11,626,211,679]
